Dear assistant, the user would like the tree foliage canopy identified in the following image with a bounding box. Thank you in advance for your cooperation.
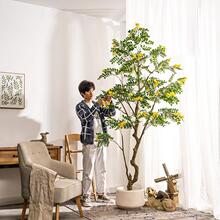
[96,24,187,190]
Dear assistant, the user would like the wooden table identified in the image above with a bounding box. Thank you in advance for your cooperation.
[0,145,62,168]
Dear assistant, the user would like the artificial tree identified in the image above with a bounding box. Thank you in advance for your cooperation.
[97,23,186,191]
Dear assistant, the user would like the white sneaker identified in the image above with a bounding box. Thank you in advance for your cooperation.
[97,194,110,203]
[82,196,92,207]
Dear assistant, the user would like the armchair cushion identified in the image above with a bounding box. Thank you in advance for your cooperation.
[54,178,82,204]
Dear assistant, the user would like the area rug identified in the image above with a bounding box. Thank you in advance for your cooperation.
[66,198,215,220]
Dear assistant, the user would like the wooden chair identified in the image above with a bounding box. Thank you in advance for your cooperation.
[64,133,97,201]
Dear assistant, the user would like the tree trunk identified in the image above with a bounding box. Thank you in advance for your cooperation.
[126,139,140,190]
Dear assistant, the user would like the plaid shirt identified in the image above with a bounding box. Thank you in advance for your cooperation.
[76,100,116,144]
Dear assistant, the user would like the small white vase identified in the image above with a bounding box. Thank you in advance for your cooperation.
[116,186,145,209]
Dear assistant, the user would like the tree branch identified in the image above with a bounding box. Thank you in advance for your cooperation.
[139,98,157,142]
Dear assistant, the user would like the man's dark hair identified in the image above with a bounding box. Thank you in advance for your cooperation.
[78,80,95,96]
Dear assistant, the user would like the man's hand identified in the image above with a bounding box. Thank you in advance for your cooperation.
[97,98,104,106]
[97,95,112,107]
[104,95,112,102]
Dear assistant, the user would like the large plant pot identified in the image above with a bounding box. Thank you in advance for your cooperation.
[116,187,145,209]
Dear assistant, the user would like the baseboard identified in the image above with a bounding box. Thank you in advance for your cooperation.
[107,187,117,194]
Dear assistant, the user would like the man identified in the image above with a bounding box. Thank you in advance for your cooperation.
[76,80,116,207]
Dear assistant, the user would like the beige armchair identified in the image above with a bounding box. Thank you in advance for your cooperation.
[17,141,83,220]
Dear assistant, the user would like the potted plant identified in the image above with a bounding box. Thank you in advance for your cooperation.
[96,23,186,208]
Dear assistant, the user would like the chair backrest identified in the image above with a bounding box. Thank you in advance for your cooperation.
[19,142,51,166]
[17,141,52,200]
[65,134,80,146]
[65,134,83,178]
[65,134,81,164]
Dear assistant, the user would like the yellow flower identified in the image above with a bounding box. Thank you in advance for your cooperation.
[142,112,148,117]
[166,92,176,98]
[135,23,141,29]
[119,121,127,128]
[152,112,159,119]
[128,93,133,97]
[153,79,159,88]
[107,90,115,96]
[173,64,182,70]
[155,91,160,96]
[173,112,184,120]
[134,96,143,102]
[178,77,187,85]
[112,40,118,48]
[131,53,144,60]
[138,112,148,118]
[112,51,117,56]
[137,53,144,60]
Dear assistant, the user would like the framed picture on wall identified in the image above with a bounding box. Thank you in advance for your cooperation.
[0,72,25,109]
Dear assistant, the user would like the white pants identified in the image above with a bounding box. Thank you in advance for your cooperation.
[82,144,106,196]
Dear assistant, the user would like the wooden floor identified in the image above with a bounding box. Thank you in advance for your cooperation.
[0,195,216,220]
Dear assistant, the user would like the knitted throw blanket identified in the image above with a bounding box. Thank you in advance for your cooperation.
[28,164,57,220]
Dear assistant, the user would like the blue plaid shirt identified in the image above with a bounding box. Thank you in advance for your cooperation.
[76,100,116,144]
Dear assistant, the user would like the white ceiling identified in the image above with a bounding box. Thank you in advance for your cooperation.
[14,0,126,21]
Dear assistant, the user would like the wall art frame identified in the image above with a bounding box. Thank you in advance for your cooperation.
[0,72,25,109]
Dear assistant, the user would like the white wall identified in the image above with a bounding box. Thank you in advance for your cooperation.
[0,0,126,204]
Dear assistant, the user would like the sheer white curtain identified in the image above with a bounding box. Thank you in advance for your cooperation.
[126,0,220,218]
